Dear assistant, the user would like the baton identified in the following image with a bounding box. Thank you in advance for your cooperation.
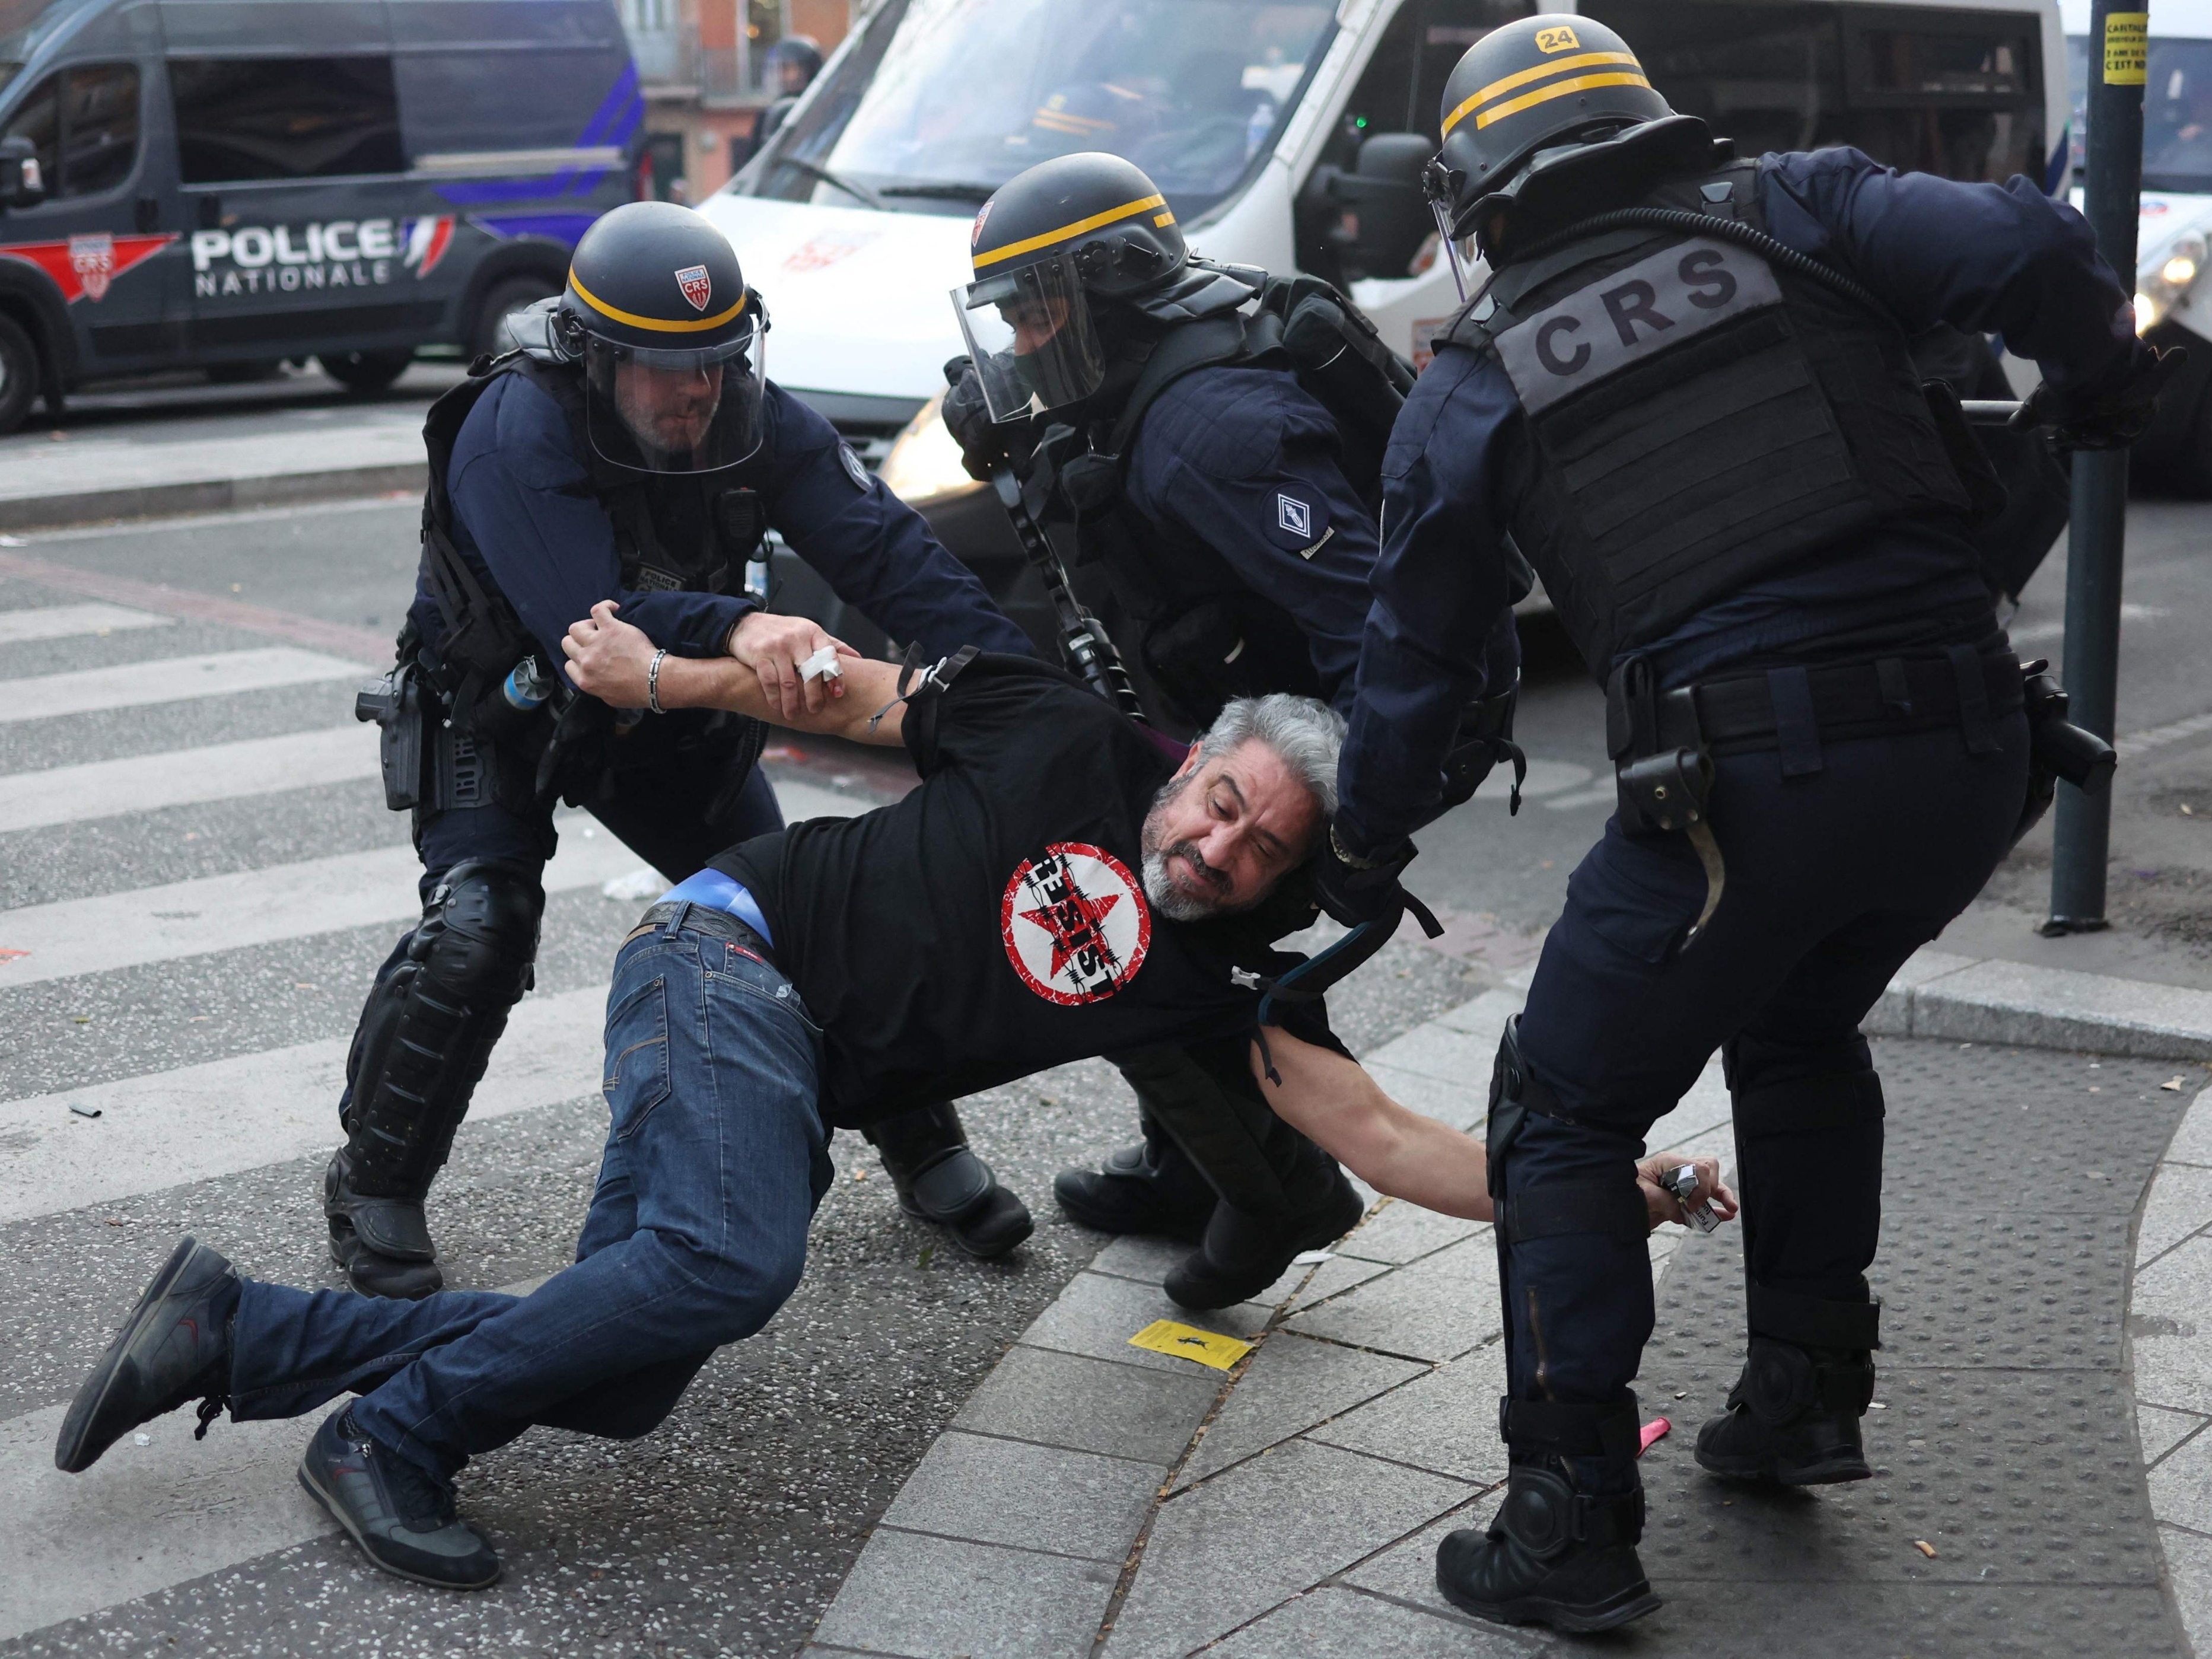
[1960,399,2025,425]
[990,464,1147,722]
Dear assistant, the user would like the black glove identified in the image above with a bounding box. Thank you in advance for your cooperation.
[2010,342,2188,450]
[1313,825,1420,927]
[941,356,1007,482]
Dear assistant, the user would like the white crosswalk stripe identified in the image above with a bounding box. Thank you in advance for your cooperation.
[0,647,367,724]
[0,724,377,833]
[0,591,892,1642]
[0,602,171,644]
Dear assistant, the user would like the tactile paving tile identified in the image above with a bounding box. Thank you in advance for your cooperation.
[1633,1038,2192,1655]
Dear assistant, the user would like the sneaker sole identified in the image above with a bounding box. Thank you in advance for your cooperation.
[55,1236,203,1474]
[296,1460,502,1591]
[1437,1577,1662,1634]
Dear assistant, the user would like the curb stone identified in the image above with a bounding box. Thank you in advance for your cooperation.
[0,461,425,533]
[809,950,2212,1658]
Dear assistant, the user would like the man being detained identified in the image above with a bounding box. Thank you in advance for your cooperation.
[53,605,1733,1590]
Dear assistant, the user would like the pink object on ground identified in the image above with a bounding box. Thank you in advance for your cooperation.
[1638,1417,1672,1456]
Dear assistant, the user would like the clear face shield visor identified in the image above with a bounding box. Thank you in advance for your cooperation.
[580,317,767,475]
[1422,157,1481,303]
[951,250,1106,423]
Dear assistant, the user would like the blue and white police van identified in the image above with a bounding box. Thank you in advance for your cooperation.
[0,0,643,431]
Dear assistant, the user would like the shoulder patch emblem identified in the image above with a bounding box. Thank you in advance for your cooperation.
[1276,493,1313,539]
[674,264,712,311]
[838,441,871,492]
[1000,842,1152,1006]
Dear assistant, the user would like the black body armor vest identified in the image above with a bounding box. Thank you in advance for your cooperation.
[1444,162,1976,679]
[1023,273,1413,725]
[400,353,767,815]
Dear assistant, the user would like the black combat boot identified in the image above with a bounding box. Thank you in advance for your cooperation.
[56,1237,238,1474]
[1695,1336,1876,1485]
[868,1101,1034,1259]
[327,1147,445,1300]
[298,1407,501,1590]
[1052,1115,1216,1242]
[1436,1462,1660,1633]
[1163,1147,1363,1310]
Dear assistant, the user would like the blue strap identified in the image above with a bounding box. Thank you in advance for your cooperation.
[1767,665,1823,778]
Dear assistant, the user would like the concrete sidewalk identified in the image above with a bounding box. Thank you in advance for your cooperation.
[804,952,2212,1659]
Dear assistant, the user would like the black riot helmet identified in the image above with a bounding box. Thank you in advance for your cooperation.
[953,152,1192,423]
[553,200,768,473]
[1423,15,1716,270]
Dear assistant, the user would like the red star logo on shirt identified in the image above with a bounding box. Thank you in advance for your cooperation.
[999,842,1151,1007]
[1018,883,1122,982]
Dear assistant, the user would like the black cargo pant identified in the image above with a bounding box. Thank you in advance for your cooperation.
[1498,705,2029,1489]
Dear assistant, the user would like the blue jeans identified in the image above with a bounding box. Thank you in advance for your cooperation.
[235,910,833,1478]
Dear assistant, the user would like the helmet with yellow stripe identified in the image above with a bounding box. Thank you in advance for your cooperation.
[554,200,768,474]
[1425,14,1696,255]
[953,153,1190,422]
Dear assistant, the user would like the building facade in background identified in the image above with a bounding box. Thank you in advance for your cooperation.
[621,0,854,200]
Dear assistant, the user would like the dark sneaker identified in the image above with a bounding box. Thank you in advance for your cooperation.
[1053,1136,1215,1243]
[326,1151,444,1300]
[1435,1467,1660,1634]
[56,1237,238,1474]
[1694,1338,1874,1486]
[1164,1168,1364,1311]
[298,1408,501,1590]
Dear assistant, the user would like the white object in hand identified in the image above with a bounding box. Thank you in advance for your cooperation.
[799,645,844,682]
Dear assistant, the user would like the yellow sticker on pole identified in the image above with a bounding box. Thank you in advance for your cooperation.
[2106,12,2149,85]
[1128,1319,1254,1371]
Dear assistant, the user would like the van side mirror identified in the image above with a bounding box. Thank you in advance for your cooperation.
[0,138,45,208]
[1313,133,1436,284]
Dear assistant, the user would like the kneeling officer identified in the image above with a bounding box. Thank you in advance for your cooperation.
[339,201,1037,1298]
[1321,13,2170,1634]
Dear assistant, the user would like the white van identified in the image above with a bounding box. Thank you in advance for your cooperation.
[2064,0,2212,486]
[702,0,2071,644]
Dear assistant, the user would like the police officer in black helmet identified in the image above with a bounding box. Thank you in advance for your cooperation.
[940,151,1523,1307]
[1317,14,2174,1635]
[337,200,1039,1301]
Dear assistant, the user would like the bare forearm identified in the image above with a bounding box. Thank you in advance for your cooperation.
[639,649,907,745]
[1256,1031,1493,1221]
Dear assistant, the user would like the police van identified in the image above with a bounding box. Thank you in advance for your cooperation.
[2065,0,2212,488]
[702,0,2069,641]
[0,0,642,432]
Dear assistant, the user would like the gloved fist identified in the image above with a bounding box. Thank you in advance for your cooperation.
[2010,342,2188,450]
[941,356,1007,482]
[1314,825,1420,927]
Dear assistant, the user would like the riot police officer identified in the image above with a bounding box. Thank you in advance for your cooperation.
[1317,15,2170,1633]
[336,201,1037,1300]
[940,152,1522,1307]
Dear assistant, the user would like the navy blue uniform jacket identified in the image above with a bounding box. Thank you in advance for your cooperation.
[409,372,1032,670]
[1337,148,2137,851]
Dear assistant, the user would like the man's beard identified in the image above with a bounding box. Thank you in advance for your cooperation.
[1140,777,1236,922]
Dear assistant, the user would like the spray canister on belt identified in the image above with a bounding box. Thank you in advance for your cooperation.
[502,655,554,714]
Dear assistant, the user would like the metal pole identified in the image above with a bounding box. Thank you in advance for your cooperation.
[2046,0,2149,935]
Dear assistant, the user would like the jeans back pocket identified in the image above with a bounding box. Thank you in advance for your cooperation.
[602,973,673,1139]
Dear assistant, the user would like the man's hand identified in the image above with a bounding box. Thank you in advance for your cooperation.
[941,355,1008,483]
[728,610,855,719]
[1636,1154,1738,1231]
[1314,826,1420,926]
[561,600,655,708]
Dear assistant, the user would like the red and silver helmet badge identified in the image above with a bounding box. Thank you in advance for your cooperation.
[674,263,712,311]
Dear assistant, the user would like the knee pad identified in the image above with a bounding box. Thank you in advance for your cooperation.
[410,859,546,1001]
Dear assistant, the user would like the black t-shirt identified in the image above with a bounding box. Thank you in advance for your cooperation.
[712,654,1336,1128]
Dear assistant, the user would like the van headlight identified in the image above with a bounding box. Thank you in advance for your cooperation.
[2138,231,2208,332]
[879,394,985,507]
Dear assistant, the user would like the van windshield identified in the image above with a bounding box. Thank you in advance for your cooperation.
[2069,35,2212,195]
[738,0,1338,218]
